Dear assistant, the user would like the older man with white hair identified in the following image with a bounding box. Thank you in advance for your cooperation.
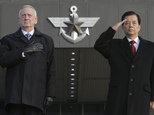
[0,5,56,115]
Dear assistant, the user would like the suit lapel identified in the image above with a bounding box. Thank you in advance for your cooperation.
[120,37,146,62]
[133,37,145,61]
[29,28,42,42]
[14,27,42,44]
[15,28,28,43]
[120,37,134,60]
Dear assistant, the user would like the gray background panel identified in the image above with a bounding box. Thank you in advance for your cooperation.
[148,2,154,42]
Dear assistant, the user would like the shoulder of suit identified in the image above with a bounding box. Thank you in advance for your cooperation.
[140,38,154,44]
[141,38,154,50]
[1,32,17,40]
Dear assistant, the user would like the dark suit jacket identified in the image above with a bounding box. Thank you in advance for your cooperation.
[0,28,56,112]
[94,27,154,115]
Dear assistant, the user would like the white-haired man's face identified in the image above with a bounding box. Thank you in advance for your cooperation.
[18,7,38,32]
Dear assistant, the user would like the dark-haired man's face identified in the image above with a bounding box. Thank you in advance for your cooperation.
[121,15,141,40]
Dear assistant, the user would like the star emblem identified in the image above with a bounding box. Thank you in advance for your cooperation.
[64,20,84,35]
[48,5,100,43]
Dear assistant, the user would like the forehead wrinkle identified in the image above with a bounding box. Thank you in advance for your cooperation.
[19,7,36,17]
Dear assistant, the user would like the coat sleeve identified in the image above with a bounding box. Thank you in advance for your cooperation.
[94,27,116,59]
[0,37,24,68]
[150,56,154,101]
[46,37,56,98]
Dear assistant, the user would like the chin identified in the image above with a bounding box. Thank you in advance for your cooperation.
[23,25,30,28]
[128,32,134,35]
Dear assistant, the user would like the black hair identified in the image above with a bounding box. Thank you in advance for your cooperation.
[121,11,141,25]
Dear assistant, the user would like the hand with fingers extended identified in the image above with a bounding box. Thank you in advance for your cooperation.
[112,19,127,31]
[23,42,43,56]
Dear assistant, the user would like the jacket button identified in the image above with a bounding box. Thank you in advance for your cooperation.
[130,79,134,82]
[129,92,132,96]
[131,65,135,68]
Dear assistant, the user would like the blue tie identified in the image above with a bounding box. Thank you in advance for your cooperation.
[25,33,31,40]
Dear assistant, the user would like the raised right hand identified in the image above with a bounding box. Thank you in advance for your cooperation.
[112,19,127,31]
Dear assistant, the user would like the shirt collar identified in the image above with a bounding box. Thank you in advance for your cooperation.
[127,37,140,44]
[21,29,35,36]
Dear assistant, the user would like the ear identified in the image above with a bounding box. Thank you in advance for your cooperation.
[18,17,21,24]
[139,25,141,30]
[35,17,38,24]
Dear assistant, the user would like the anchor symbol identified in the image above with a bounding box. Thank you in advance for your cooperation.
[59,6,89,43]
[48,5,99,44]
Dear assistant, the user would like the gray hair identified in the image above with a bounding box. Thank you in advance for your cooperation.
[19,5,37,17]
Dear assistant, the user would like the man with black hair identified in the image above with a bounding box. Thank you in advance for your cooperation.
[94,11,154,115]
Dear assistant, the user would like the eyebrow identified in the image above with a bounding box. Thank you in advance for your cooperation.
[125,21,137,23]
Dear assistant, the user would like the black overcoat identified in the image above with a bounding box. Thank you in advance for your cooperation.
[94,27,154,115]
[0,28,56,112]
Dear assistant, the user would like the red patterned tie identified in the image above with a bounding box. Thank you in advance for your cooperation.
[130,40,136,56]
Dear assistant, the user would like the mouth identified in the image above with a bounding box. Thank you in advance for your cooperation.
[128,28,134,31]
[24,21,30,24]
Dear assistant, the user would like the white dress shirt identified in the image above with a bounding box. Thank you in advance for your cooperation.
[127,37,140,52]
[22,29,35,38]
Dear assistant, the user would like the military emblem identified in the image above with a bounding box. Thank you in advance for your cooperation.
[48,5,100,44]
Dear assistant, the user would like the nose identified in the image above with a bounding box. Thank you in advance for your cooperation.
[129,22,133,27]
[25,15,29,19]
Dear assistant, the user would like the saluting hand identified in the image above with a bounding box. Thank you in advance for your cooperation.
[112,19,127,31]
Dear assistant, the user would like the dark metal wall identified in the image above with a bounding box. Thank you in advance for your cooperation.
[55,48,110,103]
